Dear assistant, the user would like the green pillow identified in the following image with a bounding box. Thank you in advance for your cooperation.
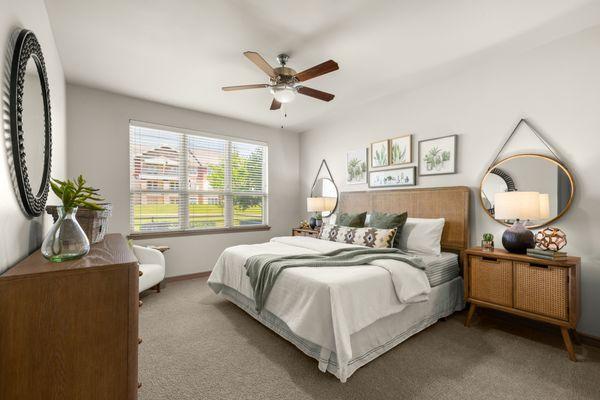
[368,211,408,248]
[336,212,367,227]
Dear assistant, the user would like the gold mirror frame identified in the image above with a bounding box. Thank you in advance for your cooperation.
[479,153,575,229]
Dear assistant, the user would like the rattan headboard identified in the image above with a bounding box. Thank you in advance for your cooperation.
[337,186,470,253]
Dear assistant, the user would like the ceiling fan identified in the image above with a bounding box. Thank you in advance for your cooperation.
[222,51,339,110]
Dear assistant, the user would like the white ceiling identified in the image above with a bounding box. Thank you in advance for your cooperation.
[45,0,600,132]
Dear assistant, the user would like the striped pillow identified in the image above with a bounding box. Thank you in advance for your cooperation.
[318,224,397,248]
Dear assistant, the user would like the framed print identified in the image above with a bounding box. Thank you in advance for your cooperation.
[370,140,389,168]
[418,134,457,176]
[368,166,416,188]
[390,134,412,165]
[346,148,368,184]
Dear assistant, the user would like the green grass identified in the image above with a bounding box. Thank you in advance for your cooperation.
[132,204,263,231]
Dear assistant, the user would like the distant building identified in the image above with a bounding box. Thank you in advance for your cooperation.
[132,145,219,205]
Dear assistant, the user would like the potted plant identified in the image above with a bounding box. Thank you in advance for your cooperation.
[42,176,107,262]
[315,213,323,228]
[482,233,494,251]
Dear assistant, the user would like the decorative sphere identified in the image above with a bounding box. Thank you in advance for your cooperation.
[535,227,567,251]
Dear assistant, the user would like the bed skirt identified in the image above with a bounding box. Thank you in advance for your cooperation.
[216,277,465,382]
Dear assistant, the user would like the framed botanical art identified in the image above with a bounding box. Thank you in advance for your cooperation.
[418,134,457,176]
[390,134,412,165]
[370,140,389,168]
[346,148,368,184]
[368,166,416,188]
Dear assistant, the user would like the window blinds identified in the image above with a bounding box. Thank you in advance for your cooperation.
[129,122,268,234]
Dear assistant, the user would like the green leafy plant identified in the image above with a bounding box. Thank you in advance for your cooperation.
[374,147,388,166]
[391,143,407,163]
[50,175,104,212]
[482,233,494,242]
[347,157,366,181]
[424,147,441,168]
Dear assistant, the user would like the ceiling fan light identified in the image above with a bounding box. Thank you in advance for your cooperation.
[270,85,296,103]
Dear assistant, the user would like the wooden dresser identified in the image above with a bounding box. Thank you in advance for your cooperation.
[0,234,140,399]
[464,247,580,361]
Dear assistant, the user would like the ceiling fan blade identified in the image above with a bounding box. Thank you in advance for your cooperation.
[244,51,277,79]
[270,99,282,110]
[221,84,269,91]
[294,60,339,82]
[297,86,335,102]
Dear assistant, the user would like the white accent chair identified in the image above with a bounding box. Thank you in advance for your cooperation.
[133,245,166,293]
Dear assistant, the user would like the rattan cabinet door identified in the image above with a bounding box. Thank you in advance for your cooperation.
[469,256,513,307]
[514,262,568,320]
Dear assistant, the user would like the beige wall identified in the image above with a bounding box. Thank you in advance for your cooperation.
[299,27,600,336]
[66,84,300,277]
[0,0,67,274]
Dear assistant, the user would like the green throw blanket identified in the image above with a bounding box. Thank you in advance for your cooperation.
[245,247,425,313]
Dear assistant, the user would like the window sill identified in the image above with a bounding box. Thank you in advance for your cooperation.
[127,225,271,240]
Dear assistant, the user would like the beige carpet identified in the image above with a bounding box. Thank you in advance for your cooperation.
[139,278,600,400]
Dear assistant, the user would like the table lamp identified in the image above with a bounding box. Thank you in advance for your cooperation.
[494,191,540,254]
[307,197,336,229]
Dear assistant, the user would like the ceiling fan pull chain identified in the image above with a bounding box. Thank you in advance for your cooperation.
[281,104,286,129]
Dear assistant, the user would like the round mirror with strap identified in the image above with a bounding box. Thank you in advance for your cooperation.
[480,119,575,229]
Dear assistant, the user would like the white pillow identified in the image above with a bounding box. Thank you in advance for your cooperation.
[398,217,445,255]
[326,213,337,225]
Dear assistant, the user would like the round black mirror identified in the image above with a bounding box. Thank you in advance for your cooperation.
[10,29,52,217]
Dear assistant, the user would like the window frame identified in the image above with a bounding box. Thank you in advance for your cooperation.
[128,120,270,238]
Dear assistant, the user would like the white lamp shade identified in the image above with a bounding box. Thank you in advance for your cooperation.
[323,197,337,211]
[494,191,541,221]
[539,193,550,219]
[307,197,336,212]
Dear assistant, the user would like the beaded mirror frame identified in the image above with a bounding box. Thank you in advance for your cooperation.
[9,29,52,217]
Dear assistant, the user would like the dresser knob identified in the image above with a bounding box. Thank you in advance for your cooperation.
[138,337,143,345]
[139,300,143,308]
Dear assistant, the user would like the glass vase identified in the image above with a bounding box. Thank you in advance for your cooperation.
[42,206,90,262]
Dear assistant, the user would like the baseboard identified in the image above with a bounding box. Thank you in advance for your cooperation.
[580,332,600,348]
[476,308,600,349]
[165,271,211,283]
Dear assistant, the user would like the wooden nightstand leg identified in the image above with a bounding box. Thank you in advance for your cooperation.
[465,303,477,327]
[570,329,581,345]
[560,327,577,361]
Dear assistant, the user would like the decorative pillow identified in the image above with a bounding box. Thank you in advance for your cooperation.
[398,217,445,255]
[318,224,397,248]
[367,211,408,248]
[336,212,367,227]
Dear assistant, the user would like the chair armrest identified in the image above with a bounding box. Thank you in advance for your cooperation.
[132,245,165,267]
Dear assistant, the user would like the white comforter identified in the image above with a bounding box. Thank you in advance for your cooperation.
[208,236,431,380]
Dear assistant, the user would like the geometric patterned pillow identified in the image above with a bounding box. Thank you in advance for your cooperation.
[318,224,397,248]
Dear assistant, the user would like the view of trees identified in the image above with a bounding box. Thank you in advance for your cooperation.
[207,149,264,210]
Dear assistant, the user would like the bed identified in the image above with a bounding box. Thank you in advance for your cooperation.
[208,186,470,382]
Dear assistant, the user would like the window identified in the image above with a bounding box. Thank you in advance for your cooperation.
[129,121,268,235]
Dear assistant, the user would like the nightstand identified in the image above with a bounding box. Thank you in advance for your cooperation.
[463,247,580,361]
[292,228,320,238]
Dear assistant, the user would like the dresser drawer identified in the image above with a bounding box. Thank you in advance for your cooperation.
[514,261,569,320]
[469,255,513,307]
